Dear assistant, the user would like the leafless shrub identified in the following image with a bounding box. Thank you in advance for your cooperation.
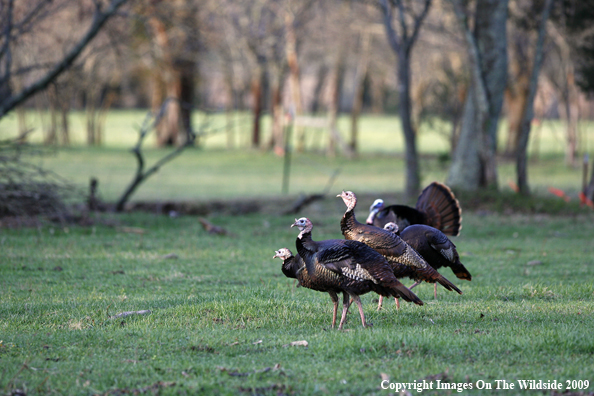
[0,140,80,220]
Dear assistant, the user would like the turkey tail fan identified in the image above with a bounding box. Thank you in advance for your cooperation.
[416,182,462,237]
[388,205,427,225]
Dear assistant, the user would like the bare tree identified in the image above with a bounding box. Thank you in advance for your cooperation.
[139,0,200,147]
[0,0,130,120]
[284,8,304,151]
[504,3,533,157]
[221,0,283,150]
[446,0,508,191]
[349,29,372,155]
[0,138,78,219]
[218,0,315,153]
[115,99,197,212]
[515,0,555,195]
[543,0,594,168]
[326,43,347,156]
[379,0,432,198]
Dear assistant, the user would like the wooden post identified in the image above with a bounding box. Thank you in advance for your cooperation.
[282,112,294,194]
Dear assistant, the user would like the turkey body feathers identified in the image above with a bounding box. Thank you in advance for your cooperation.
[275,248,340,292]
[399,224,472,281]
[273,248,342,328]
[368,182,462,236]
[295,226,421,303]
[338,191,462,295]
[291,217,423,329]
[368,204,426,230]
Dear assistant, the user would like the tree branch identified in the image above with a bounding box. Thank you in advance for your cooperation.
[0,0,14,87]
[0,0,129,119]
[408,0,432,54]
[396,0,409,43]
[1,0,52,64]
[379,0,402,53]
[11,0,54,38]
[115,99,204,212]
[448,0,489,117]
[516,0,555,195]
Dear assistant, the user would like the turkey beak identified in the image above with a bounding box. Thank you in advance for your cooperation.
[272,251,279,259]
[290,219,298,228]
[336,191,346,198]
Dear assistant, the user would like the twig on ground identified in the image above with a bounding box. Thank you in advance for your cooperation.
[109,310,152,319]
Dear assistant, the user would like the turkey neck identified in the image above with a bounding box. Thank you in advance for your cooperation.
[295,229,317,276]
[340,204,360,240]
[281,256,299,279]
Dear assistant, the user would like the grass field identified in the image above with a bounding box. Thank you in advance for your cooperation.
[1,110,593,202]
[1,203,594,395]
[1,110,594,395]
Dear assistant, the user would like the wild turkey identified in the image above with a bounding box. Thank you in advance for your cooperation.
[273,247,343,328]
[366,181,462,237]
[291,217,423,329]
[338,190,462,310]
[384,222,471,299]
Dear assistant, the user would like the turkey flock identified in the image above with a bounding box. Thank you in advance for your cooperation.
[272,182,472,330]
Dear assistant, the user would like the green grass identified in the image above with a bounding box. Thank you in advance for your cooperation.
[1,110,594,394]
[1,110,593,203]
[2,202,594,395]
[1,109,592,154]
[24,148,591,203]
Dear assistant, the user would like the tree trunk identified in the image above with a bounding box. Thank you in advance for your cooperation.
[163,69,182,146]
[179,59,195,146]
[562,68,579,167]
[44,85,58,145]
[504,73,530,156]
[222,58,236,150]
[327,49,346,156]
[147,2,197,148]
[16,107,27,142]
[148,14,178,147]
[85,86,112,146]
[515,0,554,195]
[310,64,328,115]
[251,67,264,149]
[300,64,327,152]
[449,84,466,154]
[86,97,96,146]
[350,31,371,156]
[477,1,508,188]
[95,88,115,146]
[370,71,385,114]
[59,98,70,146]
[151,72,167,145]
[587,159,594,202]
[447,0,508,191]
[448,90,482,188]
[379,0,431,198]
[285,11,303,148]
[397,50,420,198]
[269,68,285,155]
